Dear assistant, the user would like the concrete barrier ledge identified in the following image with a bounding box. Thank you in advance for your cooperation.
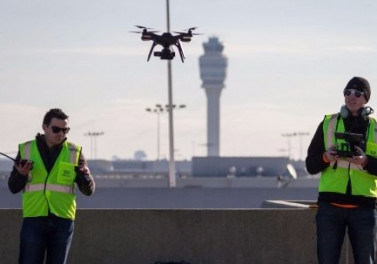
[0,208,351,264]
[261,200,319,208]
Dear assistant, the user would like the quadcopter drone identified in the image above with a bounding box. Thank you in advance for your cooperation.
[131,25,199,62]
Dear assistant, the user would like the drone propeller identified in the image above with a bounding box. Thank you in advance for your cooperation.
[130,30,159,34]
[132,25,159,34]
[185,27,198,31]
[173,27,202,35]
[173,31,202,35]
[135,25,153,29]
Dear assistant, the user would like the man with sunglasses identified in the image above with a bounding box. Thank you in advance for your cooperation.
[306,77,377,264]
[8,108,95,264]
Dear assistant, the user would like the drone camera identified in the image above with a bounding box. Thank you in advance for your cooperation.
[162,51,175,60]
[154,48,175,60]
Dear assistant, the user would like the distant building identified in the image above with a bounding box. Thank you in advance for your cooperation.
[87,159,191,178]
[199,37,227,157]
[85,156,305,178]
[191,156,290,177]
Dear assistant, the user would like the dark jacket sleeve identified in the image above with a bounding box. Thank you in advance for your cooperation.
[305,120,331,175]
[75,151,95,196]
[364,152,377,176]
[8,151,28,194]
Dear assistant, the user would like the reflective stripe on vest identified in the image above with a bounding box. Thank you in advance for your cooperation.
[22,142,33,181]
[24,183,74,194]
[23,142,31,159]
[325,114,338,150]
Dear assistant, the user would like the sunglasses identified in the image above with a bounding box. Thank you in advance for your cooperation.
[49,126,70,134]
[344,89,364,98]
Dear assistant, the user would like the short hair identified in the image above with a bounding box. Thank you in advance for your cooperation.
[43,108,69,126]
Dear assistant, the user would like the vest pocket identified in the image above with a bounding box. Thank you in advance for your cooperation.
[351,171,377,197]
[366,141,377,157]
[57,162,75,185]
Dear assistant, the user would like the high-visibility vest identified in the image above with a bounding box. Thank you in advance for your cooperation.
[19,140,81,220]
[320,114,377,197]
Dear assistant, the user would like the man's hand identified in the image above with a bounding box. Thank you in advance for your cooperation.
[324,144,339,163]
[346,145,368,167]
[75,165,91,176]
[14,160,33,177]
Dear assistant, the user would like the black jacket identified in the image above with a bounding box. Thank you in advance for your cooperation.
[8,134,95,196]
[306,114,377,207]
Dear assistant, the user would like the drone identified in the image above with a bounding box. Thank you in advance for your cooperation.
[131,25,199,62]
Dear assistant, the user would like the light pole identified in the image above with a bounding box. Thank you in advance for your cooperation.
[166,0,176,188]
[281,133,293,160]
[146,105,164,160]
[281,132,310,160]
[147,0,184,187]
[84,131,104,160]
[146,104,186,161]
[295,132,310,160]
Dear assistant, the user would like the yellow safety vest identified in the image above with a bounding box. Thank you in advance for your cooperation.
[320,114,377,197]
[19,140,81,220]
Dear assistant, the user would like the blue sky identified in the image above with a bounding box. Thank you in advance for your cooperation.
[1,0,377,161]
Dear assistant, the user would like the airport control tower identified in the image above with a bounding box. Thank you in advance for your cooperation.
[199,37,227,157]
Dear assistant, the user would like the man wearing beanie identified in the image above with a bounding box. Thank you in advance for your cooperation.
[306,76,377,264]
[345,76,371,102]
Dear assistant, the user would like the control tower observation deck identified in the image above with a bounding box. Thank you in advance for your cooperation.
[199,37,228,157]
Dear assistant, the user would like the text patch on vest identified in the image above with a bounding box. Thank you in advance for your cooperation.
[58,162,76,185]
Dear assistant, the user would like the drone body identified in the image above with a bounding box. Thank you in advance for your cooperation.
[132,26,198,62]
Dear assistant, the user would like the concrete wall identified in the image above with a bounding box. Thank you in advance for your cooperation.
[0,186,319,209]
[0,208,351,264]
